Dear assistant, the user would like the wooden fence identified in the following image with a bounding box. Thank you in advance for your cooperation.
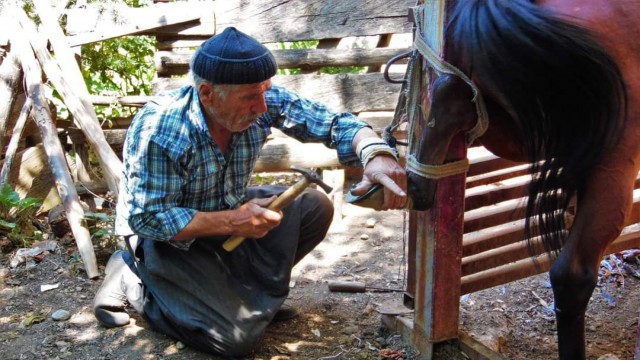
[3,0,640,357]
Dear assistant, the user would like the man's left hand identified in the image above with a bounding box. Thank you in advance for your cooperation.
[350,154,407,209]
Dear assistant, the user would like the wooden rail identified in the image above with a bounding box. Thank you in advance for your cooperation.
[458,147,640,294]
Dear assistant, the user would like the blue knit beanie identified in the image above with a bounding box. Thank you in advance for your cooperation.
[190,27,278,84]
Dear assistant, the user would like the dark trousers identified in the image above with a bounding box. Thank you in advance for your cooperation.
[130,186,333,357]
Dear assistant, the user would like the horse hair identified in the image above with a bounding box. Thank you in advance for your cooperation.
[447,0,627,254]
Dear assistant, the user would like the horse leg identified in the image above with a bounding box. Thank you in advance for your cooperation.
[549,161,637,359]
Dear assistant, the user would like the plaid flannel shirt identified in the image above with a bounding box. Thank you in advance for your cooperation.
[115,84,368,243]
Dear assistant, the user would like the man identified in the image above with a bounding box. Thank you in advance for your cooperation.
[93,27,406,357]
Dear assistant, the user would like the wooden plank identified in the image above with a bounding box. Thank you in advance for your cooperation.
[66,110,400,143]
[88,95,148,108]
[458,331,508,360]
[463,220,527,257]
[65,2,213,47]
[149,0,415,43]
[463,186,640,255]
[462,236,547,277]
[66,128,407,173]
[463,196,527,233]
[156,47,410,76]
[466,163,531,188]
[466,147,522,178]
[464,174,530,211]
[461,225,640,294]
[461,252,553,295]
[154,73,402,113]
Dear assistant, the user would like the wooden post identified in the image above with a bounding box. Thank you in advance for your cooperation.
[12,10,99,279]
[413,133,466,341]
[407,1,466,357]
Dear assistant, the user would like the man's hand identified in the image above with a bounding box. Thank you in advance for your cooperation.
[350,154,408,209]
[230,196,283,238]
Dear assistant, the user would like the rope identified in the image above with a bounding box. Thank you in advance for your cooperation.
[394,5,489,180]
[412,33,489,145]
[406,154,470,179]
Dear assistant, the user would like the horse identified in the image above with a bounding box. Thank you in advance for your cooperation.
[405,1,640,359]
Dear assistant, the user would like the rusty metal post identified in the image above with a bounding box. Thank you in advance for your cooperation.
[407,1,466,357]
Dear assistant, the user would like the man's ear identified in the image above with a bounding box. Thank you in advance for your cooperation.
[198,82,217,107]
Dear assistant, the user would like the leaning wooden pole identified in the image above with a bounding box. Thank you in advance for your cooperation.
[12,11,99,279]
[0,98,32,185]
[0,16,22,158]
[27,4,122,197]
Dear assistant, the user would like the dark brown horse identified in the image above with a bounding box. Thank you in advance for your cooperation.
[406,1,640,359]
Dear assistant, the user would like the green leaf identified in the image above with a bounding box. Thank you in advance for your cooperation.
[0,219,16,229]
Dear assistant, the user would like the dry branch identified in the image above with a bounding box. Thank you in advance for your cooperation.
[13,8,98,279]
[30,2,122,197]
[0,21,22,156]
[0,98,31,185]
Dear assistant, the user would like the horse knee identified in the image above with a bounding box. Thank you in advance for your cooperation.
[549,255,597,312]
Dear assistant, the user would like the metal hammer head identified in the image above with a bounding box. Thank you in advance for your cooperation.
[290,166,334,193]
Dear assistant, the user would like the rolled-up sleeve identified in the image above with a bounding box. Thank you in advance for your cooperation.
[265,86,370,167]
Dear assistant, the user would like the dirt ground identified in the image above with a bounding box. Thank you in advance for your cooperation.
[1,198,639,359]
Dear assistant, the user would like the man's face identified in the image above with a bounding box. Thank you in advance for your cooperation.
[202,80,272,133]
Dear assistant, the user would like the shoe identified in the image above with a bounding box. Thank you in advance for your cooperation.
[93,250,140,328]
[272,305,299,322]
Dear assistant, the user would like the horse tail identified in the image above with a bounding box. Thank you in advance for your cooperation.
[448,0,627,254]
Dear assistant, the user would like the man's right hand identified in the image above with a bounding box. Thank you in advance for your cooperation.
[230,196,283,239]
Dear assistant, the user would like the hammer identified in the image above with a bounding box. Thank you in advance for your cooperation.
[222,166,334,252]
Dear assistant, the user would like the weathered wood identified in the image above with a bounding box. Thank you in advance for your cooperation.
[0,26,22,155]
[466,147,524,177]
[410,2,464,352]
[65,3,207,47]
[26,4,122,196]
[300,38,341,75]
[14,7,98,279]
[464,175,530,212]
[0,98,32,185]
[466,163,531,188]
[460,225,640,295]
[323,168,345,222]
[89,95,148,108]
[150,0,415,43]
[155,73,402,114]
[1,145,76,213]
[463,219,528,257]
[156,47,409,76]
[462,236,548,277]
[66,112,400,144]
[255,139,341,172]
[464,196,527,233]
[368,34,393,73]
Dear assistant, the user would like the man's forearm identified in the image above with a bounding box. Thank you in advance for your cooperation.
[172,210,235,241]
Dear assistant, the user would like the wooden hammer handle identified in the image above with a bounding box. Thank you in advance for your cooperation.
[222,178,310,252]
